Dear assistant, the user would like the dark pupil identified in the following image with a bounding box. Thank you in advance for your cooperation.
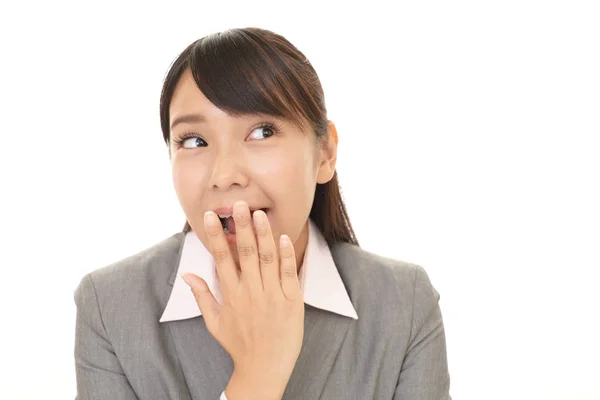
[263,128,273,137]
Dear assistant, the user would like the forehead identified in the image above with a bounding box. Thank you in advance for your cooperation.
[169,69,219,116]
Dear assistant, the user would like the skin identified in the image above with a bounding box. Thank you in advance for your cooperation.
[169,67,339,272]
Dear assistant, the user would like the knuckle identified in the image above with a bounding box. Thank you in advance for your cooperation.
[234,213,250,227]
[281,248,294,259]
[206,225,221,237]
[192,290,201,303]
[254,224,269,236]
[250,293,268,309]
[213,249,229,261]
[228,297,238,309]
[281,267,297,279]
[264,296,278,311]
[237,245,255,258]
[259,251,276,264]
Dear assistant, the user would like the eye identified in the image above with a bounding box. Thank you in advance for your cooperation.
[246,121,280,141]
[173,133,207,149]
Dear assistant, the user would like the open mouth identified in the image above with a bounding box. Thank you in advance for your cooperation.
[218,208,269,235]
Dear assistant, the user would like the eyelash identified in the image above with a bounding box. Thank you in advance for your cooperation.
[173,120,282,148]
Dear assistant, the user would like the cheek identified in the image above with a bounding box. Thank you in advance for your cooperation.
[172,160,206,206]
[252,152,314,194]
[252,152,316,220]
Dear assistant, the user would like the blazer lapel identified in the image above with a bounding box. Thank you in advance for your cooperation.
[167,317,233,400]
[282,305,353,400]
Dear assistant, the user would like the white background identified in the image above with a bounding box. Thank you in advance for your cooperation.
[0,0,598,399]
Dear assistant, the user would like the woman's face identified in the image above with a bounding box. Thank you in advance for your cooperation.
[169,69,337,268]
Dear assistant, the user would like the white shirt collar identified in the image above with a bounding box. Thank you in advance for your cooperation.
[159,219,358,322]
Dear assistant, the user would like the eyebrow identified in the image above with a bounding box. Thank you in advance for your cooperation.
[170,113,207,130]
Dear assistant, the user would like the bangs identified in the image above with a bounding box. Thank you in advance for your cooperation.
[160,28,325,140]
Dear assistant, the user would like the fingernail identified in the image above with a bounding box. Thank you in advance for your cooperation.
[253,209,266,226]
[280,234,290,247]
[181,273,191,286]
[204,211,219,227]
[234,200,246,216]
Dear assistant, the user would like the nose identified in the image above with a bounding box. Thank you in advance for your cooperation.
[208,150,249,191]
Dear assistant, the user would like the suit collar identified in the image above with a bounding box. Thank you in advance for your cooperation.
[160,219,358,322]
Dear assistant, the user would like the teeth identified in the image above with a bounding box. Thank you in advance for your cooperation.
[216,209,266,219]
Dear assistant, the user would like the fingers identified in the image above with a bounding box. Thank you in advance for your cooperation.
[233,201,262,293]
[252,209,280,294]
[279,235,301,301]
[204,210,239,299]
[204,200,299,304]
[182,273,221,332]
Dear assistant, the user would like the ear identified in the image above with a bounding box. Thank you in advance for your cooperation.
[316,120,339,184]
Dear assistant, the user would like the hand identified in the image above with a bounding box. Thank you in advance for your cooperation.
[182,200,305,397]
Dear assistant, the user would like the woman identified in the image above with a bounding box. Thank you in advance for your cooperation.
[74,27,451,400]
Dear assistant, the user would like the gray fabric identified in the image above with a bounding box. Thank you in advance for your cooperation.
[74,232,451,399]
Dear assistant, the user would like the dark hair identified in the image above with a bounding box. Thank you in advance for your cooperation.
[159,27,359,247]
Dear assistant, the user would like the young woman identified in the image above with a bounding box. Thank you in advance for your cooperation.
[74,27,451,400]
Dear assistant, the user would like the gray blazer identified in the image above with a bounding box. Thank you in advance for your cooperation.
[74,232,451,399]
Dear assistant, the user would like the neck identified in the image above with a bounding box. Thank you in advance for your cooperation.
[293,220,310,275]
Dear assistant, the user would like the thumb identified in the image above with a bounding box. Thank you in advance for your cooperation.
[181,273,220,331]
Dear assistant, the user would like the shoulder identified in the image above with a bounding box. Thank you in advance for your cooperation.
[74,232,185,315]
[330,242,437,297]
[90,232,184,285]
[330,242,441,327]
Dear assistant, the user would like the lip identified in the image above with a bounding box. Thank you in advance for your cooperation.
[212,206,269,215]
